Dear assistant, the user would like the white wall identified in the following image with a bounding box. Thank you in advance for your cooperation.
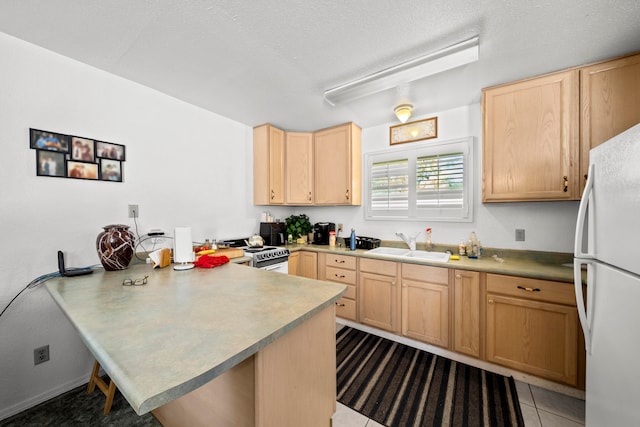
[0,33,277,419]
[297,106,579,252]
[0,32,579,419]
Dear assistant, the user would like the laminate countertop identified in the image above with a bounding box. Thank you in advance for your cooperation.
[287,243,579,283]
[45,262,346,415]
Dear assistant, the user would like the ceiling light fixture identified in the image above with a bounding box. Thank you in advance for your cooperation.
[394,104,413,123]
[323,36,479,106]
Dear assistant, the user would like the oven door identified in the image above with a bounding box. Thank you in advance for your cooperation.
[259,261,289,274]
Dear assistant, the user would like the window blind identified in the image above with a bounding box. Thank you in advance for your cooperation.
[416,152,464,208]
[370,159,409,210]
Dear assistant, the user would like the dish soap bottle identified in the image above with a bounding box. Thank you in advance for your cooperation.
[350,228,356,251]
[425,227,432,251]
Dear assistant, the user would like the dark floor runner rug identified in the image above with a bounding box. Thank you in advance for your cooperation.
[337,327,524,427]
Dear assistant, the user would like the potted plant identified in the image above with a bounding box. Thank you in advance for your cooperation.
[285,214,312,243]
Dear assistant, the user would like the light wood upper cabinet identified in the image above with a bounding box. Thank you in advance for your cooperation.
[401,263,449,348]
[313,123,362,205]
[253,124,285,205]
[482,69,580,202]
[285,132,313,205]
[453,269,480,358]
[580,53,640,192]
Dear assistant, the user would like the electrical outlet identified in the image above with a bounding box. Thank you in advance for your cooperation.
[338,223,343,232]
[128,204,139,218]
[515,229,525,241]
[34,345,49,365]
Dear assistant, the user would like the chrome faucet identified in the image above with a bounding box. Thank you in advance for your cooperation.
[396,232,420,251]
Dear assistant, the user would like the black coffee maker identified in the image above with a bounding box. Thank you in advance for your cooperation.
[313,222,335,245]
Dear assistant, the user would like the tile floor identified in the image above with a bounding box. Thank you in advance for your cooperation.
[332,379,585,427]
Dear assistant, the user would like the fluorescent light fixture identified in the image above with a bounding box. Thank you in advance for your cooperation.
[324,36,479,106]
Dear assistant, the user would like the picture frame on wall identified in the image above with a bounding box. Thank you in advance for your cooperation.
[70,136,96,162]
[36,150,66,177]
[389,116,438,145]
[67,161,99,180]
[96,141,125,161]
[99,159,123,182]
[29,128,70,153]
[29,128,126,183]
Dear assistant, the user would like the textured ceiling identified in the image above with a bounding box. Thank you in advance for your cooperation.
[1,0,640,130]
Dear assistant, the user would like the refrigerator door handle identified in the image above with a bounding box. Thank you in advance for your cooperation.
[574,259,593,354]
[574,163,595,258]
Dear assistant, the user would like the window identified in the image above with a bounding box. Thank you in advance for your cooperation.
[365,137,473,222]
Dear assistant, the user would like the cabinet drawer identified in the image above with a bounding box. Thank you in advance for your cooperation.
[487,273,576,306]
[325,266,357,285]
[401,263,449,285]
[360,258,396,276]
[335,297,356,320]
[324,254,356,270]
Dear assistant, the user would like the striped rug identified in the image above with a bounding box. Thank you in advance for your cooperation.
[337,327,524,427]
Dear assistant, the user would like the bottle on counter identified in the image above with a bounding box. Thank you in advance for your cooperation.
[329,230,336,248]
[350,228,356,251]
[425,227,432,251]
[459,240,467,256]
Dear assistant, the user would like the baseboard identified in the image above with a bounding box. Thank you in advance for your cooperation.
[336,318,585,400]
[0,374,90,422]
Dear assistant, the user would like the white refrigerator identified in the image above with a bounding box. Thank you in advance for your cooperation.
[574,123,640,426]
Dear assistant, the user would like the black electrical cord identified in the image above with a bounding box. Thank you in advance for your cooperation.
[131,215,175,261]
[0,271,60,320]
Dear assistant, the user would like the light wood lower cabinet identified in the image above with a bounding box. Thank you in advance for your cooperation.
[401,263,449,348]
[453,270,480,357]
[485,274,579,386]
[359,258,400,333]
[318,253,357,321]
[288,251,318,279]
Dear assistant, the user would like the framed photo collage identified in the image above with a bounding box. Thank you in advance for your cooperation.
[29,128,125,182]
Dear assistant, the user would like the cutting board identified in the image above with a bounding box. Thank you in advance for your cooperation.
[205,247,244,259]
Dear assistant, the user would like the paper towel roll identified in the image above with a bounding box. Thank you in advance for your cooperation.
[174,227,194,264]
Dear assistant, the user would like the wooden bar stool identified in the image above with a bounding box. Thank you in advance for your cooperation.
[87,359,117,414]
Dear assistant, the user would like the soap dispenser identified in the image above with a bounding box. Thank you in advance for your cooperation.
[425,227,432,251]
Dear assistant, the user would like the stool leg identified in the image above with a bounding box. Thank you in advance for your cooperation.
[87,360,100,394]
[103,380,116,415]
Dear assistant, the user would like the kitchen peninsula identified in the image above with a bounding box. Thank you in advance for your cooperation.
[45,262,346,426]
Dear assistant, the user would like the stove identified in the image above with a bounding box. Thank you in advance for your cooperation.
[218,238,290,272]
[243,246,290,270]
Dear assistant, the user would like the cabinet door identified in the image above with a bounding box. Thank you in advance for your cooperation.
[580,53,640,193]
[253,124,284,205]
[486,294,578,386]
[402,278,449,348]
[285,132,313,205]
[314,123,361,205]
[453,270,480,357]
[298,251,317,279]
[482,69,579,201]
[287,252,300,276]
[359,272,399,333]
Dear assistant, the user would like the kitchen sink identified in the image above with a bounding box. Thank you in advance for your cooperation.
[367,247,450,263]
[404,250,451,263]
[367,247,411,256]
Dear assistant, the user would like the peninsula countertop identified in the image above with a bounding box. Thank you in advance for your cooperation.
[45,262,346,415]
